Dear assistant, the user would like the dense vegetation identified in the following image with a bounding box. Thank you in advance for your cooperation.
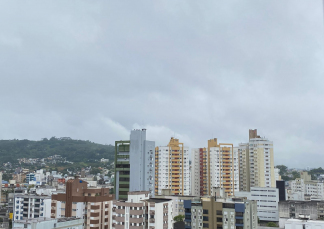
[0,137,115,164]
[276,164,324,181]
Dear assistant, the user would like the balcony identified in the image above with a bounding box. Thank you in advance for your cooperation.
[149,218,155,223]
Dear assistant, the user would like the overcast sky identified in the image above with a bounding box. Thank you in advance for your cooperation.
[0,1,323,168]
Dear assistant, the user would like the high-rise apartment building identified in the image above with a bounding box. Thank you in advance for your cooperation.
[191,138,239,197]
[155,137,190,196]
[115,129,155,200]
[239,129,275,191]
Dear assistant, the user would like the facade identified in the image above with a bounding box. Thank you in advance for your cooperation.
[155,138,190,196]
[115,140,130,200]
[129,129,155,197]
[112,191,173,229]
[276,180,286,201]
[239,129,275,191]
[239,143,250,192]
[191,148,203,196]
[13,194,51,221]
[191,138,239,196]
[184,197,258,229]
[51,178,114,229]
[235,187,279,222]
[13,217,83,229]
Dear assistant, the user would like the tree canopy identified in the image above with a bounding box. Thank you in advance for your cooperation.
[0,137,115,164]
[173,215,185,222]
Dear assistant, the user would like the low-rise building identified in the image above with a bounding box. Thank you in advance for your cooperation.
[13,217,83,229]
[279,200,324,220]
[235,187,279,221]
[112,191,173,229]
[13,194,51,221]
[184,197,258,229]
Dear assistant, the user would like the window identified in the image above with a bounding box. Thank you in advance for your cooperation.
[203,209,209,214]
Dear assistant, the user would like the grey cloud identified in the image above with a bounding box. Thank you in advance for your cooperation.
[0,0,323,168]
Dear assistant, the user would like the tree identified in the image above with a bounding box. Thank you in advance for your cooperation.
[275,165,288,176]
[173,215,185,222]
[91,168,101,175]
[266,222,277,227]
[281,175,291,181]
[292,171,300,179]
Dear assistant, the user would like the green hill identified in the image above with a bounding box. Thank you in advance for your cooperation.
[0,137,115,164]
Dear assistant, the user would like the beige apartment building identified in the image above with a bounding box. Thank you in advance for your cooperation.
[51,178,114,229]
[239,129,275,191]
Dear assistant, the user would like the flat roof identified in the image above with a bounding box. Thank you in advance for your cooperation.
[145,198,172,203]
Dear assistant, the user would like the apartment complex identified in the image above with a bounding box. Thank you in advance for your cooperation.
[155,137,190,196]
[184,197,258,229]
[13,194,51,221]
[289,171,324,201]
[235,187,279,221]
[112,191,173,229]
[191,138,239,197]
[51,178,114,229]
[115,129,155,200]
[239,129,275,191]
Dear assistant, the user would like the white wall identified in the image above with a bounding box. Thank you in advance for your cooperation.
[235,187,279,221]
[285,219,324,229]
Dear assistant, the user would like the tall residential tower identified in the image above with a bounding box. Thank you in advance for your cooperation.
[155,137,190,195]
[239,129,275,191]
[191,138,239,197]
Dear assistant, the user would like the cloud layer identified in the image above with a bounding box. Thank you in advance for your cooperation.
[0,0,323,168]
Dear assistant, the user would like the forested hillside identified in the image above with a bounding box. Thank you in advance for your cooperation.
[0,137,115,164]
